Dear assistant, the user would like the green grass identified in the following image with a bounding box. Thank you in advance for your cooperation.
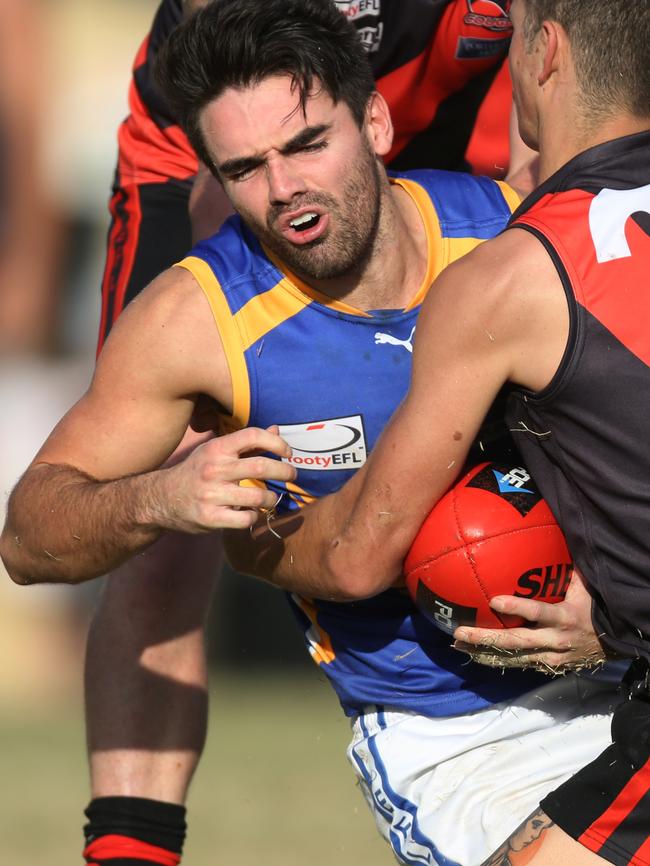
[0,674,394,866]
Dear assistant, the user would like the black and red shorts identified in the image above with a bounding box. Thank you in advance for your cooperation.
[541,660,650,866]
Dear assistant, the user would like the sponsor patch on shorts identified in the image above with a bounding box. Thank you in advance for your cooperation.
[279,414,368,471]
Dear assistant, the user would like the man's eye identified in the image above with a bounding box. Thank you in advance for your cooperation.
[227,166,256,182]
[300,141,327,153]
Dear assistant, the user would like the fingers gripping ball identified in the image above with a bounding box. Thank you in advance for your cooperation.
[404,462,573,634]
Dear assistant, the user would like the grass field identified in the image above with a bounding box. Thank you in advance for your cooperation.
[0,672,394,866]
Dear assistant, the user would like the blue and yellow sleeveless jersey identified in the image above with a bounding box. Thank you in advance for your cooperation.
[177,169,544,717]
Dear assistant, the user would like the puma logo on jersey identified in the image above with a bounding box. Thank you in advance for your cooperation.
[589,184,650,263]
[374,326,415,353]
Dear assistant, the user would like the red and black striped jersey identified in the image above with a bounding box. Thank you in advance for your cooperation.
[506,131,650,661]
[116,0,512,186]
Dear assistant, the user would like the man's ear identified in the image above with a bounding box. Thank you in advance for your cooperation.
[538,19,561,86]
[365,91,394,157]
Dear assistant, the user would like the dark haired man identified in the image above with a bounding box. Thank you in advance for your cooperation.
[1,2,613,865]
[230,1,650,863]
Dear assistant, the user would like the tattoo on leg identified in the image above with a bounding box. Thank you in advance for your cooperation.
[480,808,555,866]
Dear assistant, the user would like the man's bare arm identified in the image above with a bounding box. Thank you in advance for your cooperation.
[0,268,294,585]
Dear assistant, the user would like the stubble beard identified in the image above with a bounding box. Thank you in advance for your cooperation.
[239,142,385,282]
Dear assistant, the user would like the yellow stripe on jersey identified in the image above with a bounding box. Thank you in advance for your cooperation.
[293,594,336,665]
[262,246,372,318]
[496,180,522,215]
[285,480,317,508]
[393,177,442,311]
[176,256,251,427]
[234,277,312,351]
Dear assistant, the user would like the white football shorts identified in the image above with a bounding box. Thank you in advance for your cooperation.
[347,671,620,866]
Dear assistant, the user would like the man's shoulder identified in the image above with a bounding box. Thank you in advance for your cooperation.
[431,225,556,319]
[99,263,231,401]
[114,264,214,342]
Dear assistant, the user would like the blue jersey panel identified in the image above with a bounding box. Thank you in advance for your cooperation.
[293,591,546,716]
[394,169,514,239]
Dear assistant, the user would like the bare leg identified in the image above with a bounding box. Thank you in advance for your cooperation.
[85,528,221,803]
[482,809,606,866]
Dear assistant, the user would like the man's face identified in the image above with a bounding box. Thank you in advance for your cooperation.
[200,75,385,281]
[508,0,541,150]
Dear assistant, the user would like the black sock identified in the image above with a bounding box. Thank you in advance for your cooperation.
[83,796,186,865]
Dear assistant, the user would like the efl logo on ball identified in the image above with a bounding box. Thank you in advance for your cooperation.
[404,462,572,634]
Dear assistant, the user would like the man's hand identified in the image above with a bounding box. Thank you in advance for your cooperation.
[452,570,607,674]
[156,426,296,533]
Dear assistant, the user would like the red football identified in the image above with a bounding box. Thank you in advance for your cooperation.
[404,462,573,634]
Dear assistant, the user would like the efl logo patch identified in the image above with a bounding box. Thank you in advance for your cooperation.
[334,0,381,21]
[279,415,368,471]
[464,0,512,32]
[467,463,542,516]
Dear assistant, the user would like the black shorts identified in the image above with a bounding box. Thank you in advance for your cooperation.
[541,660,650,866]
[97,177,193,353]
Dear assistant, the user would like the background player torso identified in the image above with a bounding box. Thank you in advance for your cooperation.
[179,170,543,717]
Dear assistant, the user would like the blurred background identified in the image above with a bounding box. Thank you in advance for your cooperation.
[0,1,391,862]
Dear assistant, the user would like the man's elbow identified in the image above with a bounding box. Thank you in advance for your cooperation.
[1,532,78,586]
[322,539,398,601]
[0,535,35,586]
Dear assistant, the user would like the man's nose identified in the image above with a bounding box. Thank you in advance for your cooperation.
[266,157,307,205]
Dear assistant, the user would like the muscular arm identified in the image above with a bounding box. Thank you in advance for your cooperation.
[0,267,294,585]
[225,230,569,600]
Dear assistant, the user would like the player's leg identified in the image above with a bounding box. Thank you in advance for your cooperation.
[83,515,220,866]
[481,809,605,866]
[85,524,220,801]
[347,672,621,866]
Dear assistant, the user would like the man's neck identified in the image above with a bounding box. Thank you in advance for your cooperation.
[304,179,428,313]
[538,109,650,184]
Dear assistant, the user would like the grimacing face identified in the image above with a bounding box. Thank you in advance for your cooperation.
[200,75,388,282]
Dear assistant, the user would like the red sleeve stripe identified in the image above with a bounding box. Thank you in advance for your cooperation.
[83,834,181,865]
